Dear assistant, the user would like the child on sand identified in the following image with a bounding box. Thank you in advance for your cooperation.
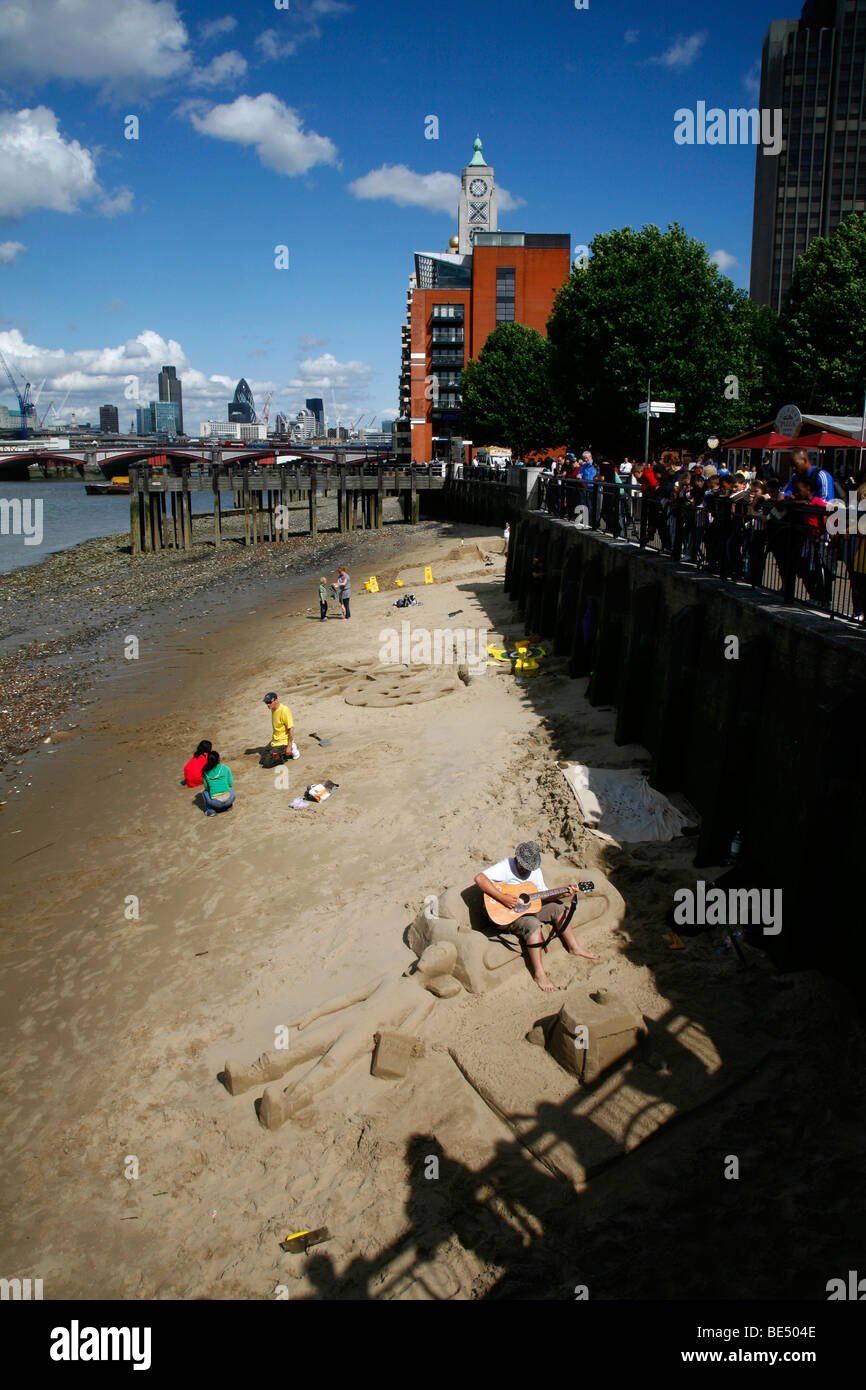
[201,750,235,815]
[318,577,328,621]
[183,740,212,787]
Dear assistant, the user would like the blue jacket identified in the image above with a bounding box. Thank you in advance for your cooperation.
[782,465,834,501]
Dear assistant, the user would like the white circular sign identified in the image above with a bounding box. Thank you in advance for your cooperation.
[775,404,802,436]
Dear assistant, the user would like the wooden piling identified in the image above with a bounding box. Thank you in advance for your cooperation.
[181,469,191,551]
[243,469,251,546]
[212,471,222,550]
[130,469,141,555]
[376,464,385,529]
[309,466,318,538]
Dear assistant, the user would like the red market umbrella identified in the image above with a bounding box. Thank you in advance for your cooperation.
[721,427,797,450]
[793,429,866,450]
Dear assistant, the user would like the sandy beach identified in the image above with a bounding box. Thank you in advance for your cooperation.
[1,517,864,1301]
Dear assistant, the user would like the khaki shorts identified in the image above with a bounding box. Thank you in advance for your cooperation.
[503,900,564,945]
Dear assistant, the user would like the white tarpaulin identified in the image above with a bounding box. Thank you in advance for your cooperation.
[558,762,695,844]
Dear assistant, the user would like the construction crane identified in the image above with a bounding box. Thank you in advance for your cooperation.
[257,390,274,429]
[0,349,35,438]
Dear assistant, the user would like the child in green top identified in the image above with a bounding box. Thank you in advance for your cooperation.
[202,750,235,816]
[318,577,328,621]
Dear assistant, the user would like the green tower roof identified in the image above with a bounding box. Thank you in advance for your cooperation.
[469,134,487,166]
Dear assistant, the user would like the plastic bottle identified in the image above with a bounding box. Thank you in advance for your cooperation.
[729,829,742,862]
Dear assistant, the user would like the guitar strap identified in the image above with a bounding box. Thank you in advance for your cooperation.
[525,893,578,954]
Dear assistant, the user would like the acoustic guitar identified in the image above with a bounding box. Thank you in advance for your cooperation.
[484,880,595,928]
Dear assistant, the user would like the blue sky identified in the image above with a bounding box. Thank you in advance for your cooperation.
[0,0,785,431]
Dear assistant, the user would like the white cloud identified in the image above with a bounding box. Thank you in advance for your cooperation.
[98,187,134,217]
[0,241,26,264]
[188,94,338,176]
[0,328,374,426]
[348,164,524,214]
[189,50,247,89]
[0,0,191,93]
[200,16,237,41]
[298,334,329,350]
[288,352,373,395]
[105,299,126,313]
[624,29,639,45]
[255,0,352,61]
[710,249,739,273]
[743,60,761,100]
[648,33,706,69]
[0,107,130,219]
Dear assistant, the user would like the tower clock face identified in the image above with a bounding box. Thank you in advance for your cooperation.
[469,178,487,195]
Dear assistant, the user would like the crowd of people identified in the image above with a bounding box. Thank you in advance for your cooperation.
[537,447,866,620]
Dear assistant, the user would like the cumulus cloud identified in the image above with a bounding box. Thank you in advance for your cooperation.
[0,107,130,219]
[710,249,739,273]
[348,164,524,214]
[188,94,338,176]
[648,33,706,69]
[200,16,237,42]
[288,352,373,394]
[189,50,247,89]
[0,328,375,426]
[0,241,26,264]
[0,0,191,94]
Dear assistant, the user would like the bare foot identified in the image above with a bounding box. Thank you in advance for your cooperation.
[533,973,558,992]
[568,946,600,961]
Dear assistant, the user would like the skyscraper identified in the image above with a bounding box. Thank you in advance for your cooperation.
[229,379,257,423]
[99,404,119,433]
[750,0,866,310]
[305,397,325,433]
[158,364,183,434]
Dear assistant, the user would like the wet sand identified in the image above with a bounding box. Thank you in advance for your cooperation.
[0,519,864,1300]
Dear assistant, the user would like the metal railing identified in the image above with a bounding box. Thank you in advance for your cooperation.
[536,476,866,625]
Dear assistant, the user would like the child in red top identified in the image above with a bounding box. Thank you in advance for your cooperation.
[183,740,212,787]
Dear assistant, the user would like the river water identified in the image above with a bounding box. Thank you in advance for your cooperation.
[0,480,236,575]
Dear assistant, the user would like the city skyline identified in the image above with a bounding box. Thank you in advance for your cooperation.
[1,0,795,430]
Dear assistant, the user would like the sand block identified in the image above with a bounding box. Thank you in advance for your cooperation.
[260,1082,314,1129]
[548,986,647,1084]
[371,1031,424,1080]
[425,974,462,999]
[225,1051,293,1097]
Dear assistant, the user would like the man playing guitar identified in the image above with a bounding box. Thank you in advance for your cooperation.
[475,841,599,993]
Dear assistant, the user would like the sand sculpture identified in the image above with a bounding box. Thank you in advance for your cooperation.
[407,871,625,996]
[222,867,627,1130]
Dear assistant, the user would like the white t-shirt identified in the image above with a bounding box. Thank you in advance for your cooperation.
[483,858,547,893]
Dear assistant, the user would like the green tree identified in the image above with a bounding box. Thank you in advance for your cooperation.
[547,223,771,455]
[459,321,564,457]
[776,214,866,414]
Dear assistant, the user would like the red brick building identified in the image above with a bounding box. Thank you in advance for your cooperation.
[398,138,571,462]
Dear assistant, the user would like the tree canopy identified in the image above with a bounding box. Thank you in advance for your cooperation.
[774,213,866,415]
[547,223,772,454]
[459,321,564,457]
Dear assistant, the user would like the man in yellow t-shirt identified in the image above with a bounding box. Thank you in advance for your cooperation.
[263,691,294,766]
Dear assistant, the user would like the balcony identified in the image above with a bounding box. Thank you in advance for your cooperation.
[431,328,464,345]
